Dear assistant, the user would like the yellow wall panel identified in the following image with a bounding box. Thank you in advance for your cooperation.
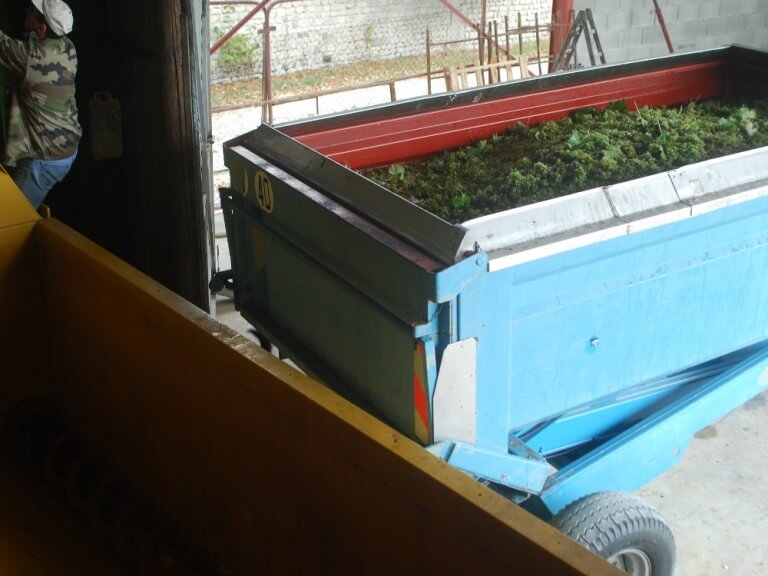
[35,219,617,575]
[0,165,38,230]
[0,223,48,416]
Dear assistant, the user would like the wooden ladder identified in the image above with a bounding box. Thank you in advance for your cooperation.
[551,9,606,72]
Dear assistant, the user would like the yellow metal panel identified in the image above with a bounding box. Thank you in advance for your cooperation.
[0,223,49,418]
[0,205,122,574]
[0,164,39,230]
[34,219,620,575]
[0,458,132,575]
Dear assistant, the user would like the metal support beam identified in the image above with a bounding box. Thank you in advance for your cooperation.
[550,0,574,65]
[261,0,304,123]
[210,0,270,55]
[480,0,487,64]
[436,0,481,33]
[652,0,675,54]
[430,441,554,493]
[434,0,511,60]
[541,343,768,515]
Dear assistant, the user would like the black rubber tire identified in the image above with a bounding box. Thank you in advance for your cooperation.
[208,275,225,294]
[552,492,676,576]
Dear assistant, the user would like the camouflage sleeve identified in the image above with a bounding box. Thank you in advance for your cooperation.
[0,29,28,77]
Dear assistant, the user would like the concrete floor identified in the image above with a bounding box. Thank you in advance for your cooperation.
[638,391,768,576]
[215,297,768,575]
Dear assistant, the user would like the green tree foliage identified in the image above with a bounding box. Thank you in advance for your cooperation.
[213,26,261,74]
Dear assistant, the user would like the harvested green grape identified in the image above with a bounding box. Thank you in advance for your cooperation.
[363,99,768,223]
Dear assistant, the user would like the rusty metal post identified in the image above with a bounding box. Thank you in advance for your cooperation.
[261,8,274,123]
[426,28,432,95]
[434,0,510,60]
[505,15,510,58]
[487,22,493,59]
[550,0,574,67]
[535,13,543,75]
[480,0,487,65]
[485,22,493,83]
[259,0,304,123]
[652,0,675,53]
[210,0,270,55]
[478,24,484,66]
[436,0,481,33]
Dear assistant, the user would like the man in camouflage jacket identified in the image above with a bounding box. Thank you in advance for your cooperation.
[0,0,80,208]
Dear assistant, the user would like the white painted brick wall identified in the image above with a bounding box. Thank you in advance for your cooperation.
[211,0,552,82]
[699,1,721,20]
[574,0,768,63]
[678,3,701,22]
[606,10,633,31]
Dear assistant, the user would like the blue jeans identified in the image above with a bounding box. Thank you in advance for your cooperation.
[12,152,78,209]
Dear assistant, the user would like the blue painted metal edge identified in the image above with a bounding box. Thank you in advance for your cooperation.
[433,252,488,303]
[539,343,768,515]
[429,441,554,494]
[518,350,750,456]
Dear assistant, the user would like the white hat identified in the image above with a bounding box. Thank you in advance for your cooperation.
[31,0,74,36]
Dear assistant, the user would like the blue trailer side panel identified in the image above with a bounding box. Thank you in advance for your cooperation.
[539,342,768,514]
[454,277,514,452]
[459,196,768,440]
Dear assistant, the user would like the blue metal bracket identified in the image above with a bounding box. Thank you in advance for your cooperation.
[517,351,750,457]
[540,342,768,515]
[428,440,554,494]
[433,252,488,303]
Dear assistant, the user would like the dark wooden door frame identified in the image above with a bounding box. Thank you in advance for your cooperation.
[159,0,214,312]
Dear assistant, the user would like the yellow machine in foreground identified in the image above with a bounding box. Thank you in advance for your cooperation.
[0,166,616,574]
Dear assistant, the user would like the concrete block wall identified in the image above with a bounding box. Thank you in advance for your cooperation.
[211,0,552,82]
[573,0,768,65]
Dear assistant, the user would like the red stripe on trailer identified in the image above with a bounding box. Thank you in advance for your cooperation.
[413,373,429,433]
[293,61,725,170]
[297,62,722,149]
[413,342,430,444]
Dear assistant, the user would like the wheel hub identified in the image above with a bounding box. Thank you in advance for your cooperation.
[608,547,652,576]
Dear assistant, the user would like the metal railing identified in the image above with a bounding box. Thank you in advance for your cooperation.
[212,69,444,114]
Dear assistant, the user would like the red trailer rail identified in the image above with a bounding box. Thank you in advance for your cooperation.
[279,48,768,171]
